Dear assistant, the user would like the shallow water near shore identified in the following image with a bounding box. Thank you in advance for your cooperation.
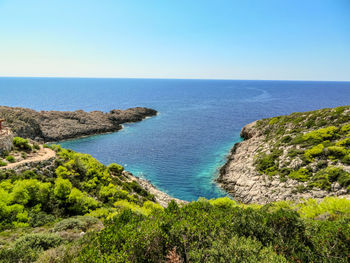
[1,78,350,201]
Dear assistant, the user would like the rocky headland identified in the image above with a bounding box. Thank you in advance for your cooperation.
[0,106,157,142]
[218,106,350,204]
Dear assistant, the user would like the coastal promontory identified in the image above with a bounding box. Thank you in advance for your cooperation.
[218,105,350,204]
[0,106,157,142]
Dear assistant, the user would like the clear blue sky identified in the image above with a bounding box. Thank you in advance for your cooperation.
[0,0,349,80]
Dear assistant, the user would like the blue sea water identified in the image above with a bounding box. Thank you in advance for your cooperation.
[1,77,350,201]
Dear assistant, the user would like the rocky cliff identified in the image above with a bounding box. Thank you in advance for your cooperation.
[0,106,157,142]
[218,106,350,204]
[0,128,14,154]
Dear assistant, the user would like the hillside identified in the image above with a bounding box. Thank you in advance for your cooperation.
[0,107,350,262]
[218,105,350,203]
[0,106,157,142]
[0,137,181,262]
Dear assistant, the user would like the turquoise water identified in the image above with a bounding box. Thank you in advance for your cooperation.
[1,78,350,201]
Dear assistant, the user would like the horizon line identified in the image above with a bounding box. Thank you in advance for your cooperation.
[0,75,349,83]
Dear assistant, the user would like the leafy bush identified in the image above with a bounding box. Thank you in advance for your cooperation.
[77,199,350,263]
[14,233,62,251]
[33,143,40,150]
[327,146,347,158]
[268,117,279,125]
[0,160,6,167]
[67,188,99,214]
[12,137,32,151]
[336,138,350,146]
[0,150,9,158]
[288,168,311,182]
[309,167,350,191]
[281,135,292,143]
[5,155,15,163]
[29,211,56,227]
[21,152,27,159]
[296,197,350,219]
[255,154,276,173]
[340,123,350,133]
[342,154,350,165]
[107,163,124,175]
[304,144,324,161]
[54,177,72,200]
[53,217,98,232]
[0,233,62,263]
[302,126,338,143]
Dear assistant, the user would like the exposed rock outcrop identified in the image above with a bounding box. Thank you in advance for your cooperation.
[218,106,350,204]
[123,171,186,207]
[0,106,157,142]
[0,128,14,154]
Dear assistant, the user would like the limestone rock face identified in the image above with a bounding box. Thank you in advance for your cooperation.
[0,128,14,154]
[217,119,350,204]
[0,106,157,142]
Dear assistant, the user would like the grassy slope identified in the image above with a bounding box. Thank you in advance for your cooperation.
[254,105,350,193]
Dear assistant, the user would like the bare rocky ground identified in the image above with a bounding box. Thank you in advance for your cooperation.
[0,106,157,142]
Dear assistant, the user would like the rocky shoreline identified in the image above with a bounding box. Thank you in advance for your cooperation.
[217,120,350,204]
[0,106,157,142]
[0,105,187,207]
[123,171,186,207]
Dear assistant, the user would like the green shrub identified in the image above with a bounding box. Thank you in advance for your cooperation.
[0,233,63,263]
[336,138,350,146]
[342,154,350,165]
[0,150,9,158]
[309,167,350,191]
[52,216,98,232]
[14,233,62,249]
[33,143,40,150]
[54,177,72,200]
[5,155,15,163]
[107,163,124,175]
[29,211,55,227]
[340,123,350,133]
[327,146,347,158]
[0,160,6,167]
[288,168,311,182]
[67,188,99,214]
[337,173,350,188]
[268,117,279,125]
[54,218,85,232]
[21,152,27,159]
[255,154,276,173]
[281,135,292,143]
[296,197,350,219]
[13,137,32,151]
[304,144,324,161]
[291,135,304,145]
[77,200,350,263]
[302,126,338,143]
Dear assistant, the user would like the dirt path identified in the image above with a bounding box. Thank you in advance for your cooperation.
[0,147,56,170]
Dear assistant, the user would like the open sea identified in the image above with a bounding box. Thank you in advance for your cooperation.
[1,77,350,201]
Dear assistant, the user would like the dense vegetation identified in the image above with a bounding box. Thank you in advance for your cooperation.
[0,140,159,262]
[254,105,350,193]
[41,197,350,262]
[0,132,349,262]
